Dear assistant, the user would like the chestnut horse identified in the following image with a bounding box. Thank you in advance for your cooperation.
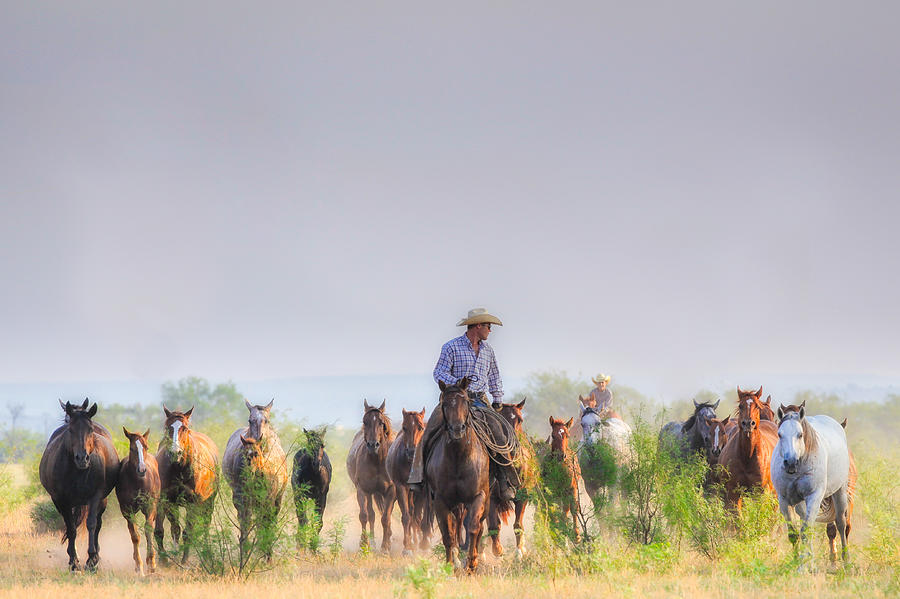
[39,401,119,571]
[488,398,528,558]
[223,399,289,561]
[546,416,581,540]
[718,387,778,511]
[116,427,161,576]
[387,407,432,554]
[702,416,731,489]
[346,400,397,551]
[425,379,491,572]
[154,406,219,564]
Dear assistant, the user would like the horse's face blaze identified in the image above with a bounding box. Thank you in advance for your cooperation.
[67,413,94,470]
[401,410,425,449]
[778,418,805,473]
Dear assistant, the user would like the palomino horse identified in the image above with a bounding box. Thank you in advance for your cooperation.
[155,406,219,564]
[578,404,632,505]
[347,400,397,552]
[546,416,582,540]
[425,378,491,572]
[773,403,857,563]
[223,399,289,561]
[659,399,721,458]
[718,387,778,511]
[387,407,432,554]
[292,428,332,541]
[39,401,119,571]
[116,427,161,576]
[488,398,529,558]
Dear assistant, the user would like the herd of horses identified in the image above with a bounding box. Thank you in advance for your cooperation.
[38,382,857,575]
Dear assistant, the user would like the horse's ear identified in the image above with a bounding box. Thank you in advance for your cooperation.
[303,428,309,435]
[565,417,574,429]
[438,381,447,392]
[81,398,89,410]
[722,416,730,425]
[244,398,253,412]
[800,399,807,408]
[87,403,98,418]
[517,397,526,409]
[840,418,847,429]
[579,403,586,416]
[378,400,386,412]
[713,399,720,410]
[764,395,772,406]
[693,399,700,409]
[754,386,763,399]
[798,406,805,420]
[123,426,131,438]
[549,416,555,426]
[264,398,274,412]
[777,405,785,421]
[458,377,470,390]
[240,434,253,445]
[420,407,426,416]
[736,385,743,395]
[143,428,151,440]
[364,399,372,410]
[59,399,66,411]
[184,406,193,419]
[163,404,172,418]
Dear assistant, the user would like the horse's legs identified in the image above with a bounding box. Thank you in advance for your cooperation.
[487,495,503,557]
[418,492,433,551]
[356,488,370,549]
[126,515,144,576]
[800,490,825,563]
[53,498,80,571]
[464,490,487,573]
[435,501,460,569]
[832,488,850,562]
[514,499,527,558]
[144,504,157,573]
[85,496,106,571]
[154,499,168,563]
[778,497,799,551]
[397,487,411,554]
[379,486,396,553]
[826,522,838,563]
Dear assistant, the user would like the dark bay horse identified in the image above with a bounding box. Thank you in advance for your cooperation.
[488,398,528,558]
[659,399,720,458]
[425,379,491,572]
[39,401,119,571]
[155,406,219,564]
[546,416,582,540]
[292,428,332,543]
[346,400,396,552]
[718,387,779,512]
[223,399,289,561]
[387,407,432,554]
[116,427,161,576]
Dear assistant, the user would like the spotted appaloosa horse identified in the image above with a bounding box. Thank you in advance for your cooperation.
[773,403,857,564]
[718,387,778,512]
[154,406,219,564]
[546,416,582,540]
[488,398,529,558]
[387,407,432,554]
[116,427,161,576]
[40,401,119,571]
[347,400,397,552]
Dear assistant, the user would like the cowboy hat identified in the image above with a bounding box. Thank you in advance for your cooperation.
[592,373,611,385]
[456,307,503,327]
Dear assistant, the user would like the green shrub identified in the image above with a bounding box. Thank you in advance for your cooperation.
[617,415,673,545]
[30,499,64,534]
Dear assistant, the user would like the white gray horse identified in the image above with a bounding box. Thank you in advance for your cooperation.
[771,404,855,564]
[578,405,632,504]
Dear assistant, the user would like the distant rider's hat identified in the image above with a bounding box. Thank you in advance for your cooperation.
[456,307,503,327]
[592,373,611,385]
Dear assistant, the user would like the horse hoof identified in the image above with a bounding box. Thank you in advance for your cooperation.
[69,560,81,572]
[491,543,503,557]
[85,557,99,572]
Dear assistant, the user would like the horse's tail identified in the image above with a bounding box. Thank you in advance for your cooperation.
[496,494,514,525]
[61,505,88,543]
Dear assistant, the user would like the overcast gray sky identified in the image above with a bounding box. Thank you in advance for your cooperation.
[2,2,899,395]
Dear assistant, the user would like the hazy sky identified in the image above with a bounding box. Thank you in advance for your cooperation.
[3,3,899,393]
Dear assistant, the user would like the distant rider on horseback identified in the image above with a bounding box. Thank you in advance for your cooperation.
[408,307,520,501]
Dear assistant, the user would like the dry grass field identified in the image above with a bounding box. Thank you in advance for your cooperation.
[2,443,898,599]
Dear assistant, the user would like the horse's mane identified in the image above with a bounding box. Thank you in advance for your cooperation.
[801,417,819,456]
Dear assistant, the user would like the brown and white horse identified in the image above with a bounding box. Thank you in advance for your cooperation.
[546,416,582,540]
[387,407,431,554]
[116,427,161,575]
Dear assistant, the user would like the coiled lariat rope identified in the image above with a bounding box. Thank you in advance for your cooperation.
[468,405,519,467]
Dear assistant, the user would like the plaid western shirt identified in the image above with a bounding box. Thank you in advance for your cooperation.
[433,334,504,402]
